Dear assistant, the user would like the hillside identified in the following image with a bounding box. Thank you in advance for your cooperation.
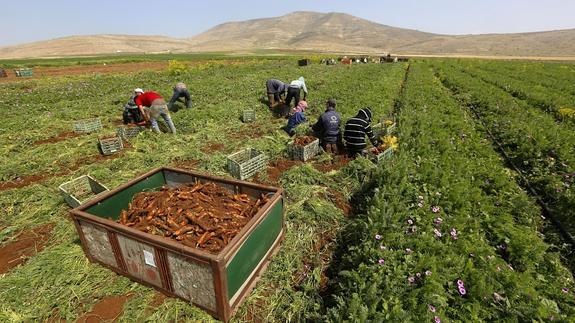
[1,11,574,59]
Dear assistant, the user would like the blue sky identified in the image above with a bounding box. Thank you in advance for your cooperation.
[1,0,574,46]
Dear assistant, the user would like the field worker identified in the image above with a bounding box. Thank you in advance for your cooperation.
[168,82,192,111]
[312,98,341,154]
[285,100,308,136]
[285,76,308,108]
[122,89,146,125]
[265,79,288,108]
[344,107,379,157]
[134,88,177,134]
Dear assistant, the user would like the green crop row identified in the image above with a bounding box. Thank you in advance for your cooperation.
[323,62,575,321]
[434,61,575,241]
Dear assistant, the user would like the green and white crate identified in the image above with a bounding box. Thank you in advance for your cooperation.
[14,68,33,77]
[287,138,320,161]
[74,118,103,133]
[363,147,394,164]
[242,110,256,123]
[116,126,144,140]
[58,175,109,208]
[227,148,267,180]
[99,136,124,156]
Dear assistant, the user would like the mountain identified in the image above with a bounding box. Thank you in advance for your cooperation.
[1,11,574,59]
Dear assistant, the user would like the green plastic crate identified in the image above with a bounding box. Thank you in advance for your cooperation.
[227,148,267,180]
[363,147,393,164]
[59,175,109,208]
[116,126,144,140]
[287,138,320,161]
[99,136,124,155]
[242,110,256,123]
[14,68,33,77]
[74,118,103,133]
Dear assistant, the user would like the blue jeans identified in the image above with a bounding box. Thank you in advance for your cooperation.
[168,88,192,110]
[147,104,176,134]
[286,112,306,134]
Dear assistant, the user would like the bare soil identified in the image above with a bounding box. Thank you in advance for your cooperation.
[76,293,134,323]
[327,189,352,216]
[0,223,55,274]
[313,155,351,173]
[33,131,82,145]
[170,159,200,171]
[200,143,225,153]
[254,158,302,185]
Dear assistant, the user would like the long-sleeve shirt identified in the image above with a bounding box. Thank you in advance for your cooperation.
[312,109,341,144]
[344,111,377,151]
[266,79,288,94]
[289,79,308,94]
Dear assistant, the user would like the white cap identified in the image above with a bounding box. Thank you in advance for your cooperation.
[134,88,144,93]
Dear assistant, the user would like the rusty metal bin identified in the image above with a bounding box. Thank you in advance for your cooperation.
[69,167,285,322]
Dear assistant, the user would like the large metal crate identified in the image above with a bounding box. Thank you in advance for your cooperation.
[227,148,267,180]
[59,175,109,208]
[14,68,33,77]
[242,110,256,123]
[70,167,285,322]
[116,126,144,140]
[73,118,103,133]
[99,136,124,155]
[287,138,320,161]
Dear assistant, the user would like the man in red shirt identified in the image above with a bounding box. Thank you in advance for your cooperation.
[134,88,176,134]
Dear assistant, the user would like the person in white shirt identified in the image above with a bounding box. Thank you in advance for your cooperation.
[285,77,308,108]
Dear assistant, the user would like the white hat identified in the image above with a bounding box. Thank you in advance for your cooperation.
[134,88,144,93]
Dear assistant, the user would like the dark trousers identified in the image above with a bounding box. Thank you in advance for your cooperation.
[168,88,192,111]
[123,108,144,124]
[285,87,300,108]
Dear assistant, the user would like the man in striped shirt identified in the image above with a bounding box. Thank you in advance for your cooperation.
[343,108,379,157]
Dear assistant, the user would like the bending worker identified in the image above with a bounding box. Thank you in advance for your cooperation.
[265,79,288,108]
[168,82,192,111]
[285,76,308,109]
[134,88,177,134]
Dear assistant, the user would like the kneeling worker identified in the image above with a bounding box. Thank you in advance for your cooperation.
[343,107,379,157]
[312,98,341,153]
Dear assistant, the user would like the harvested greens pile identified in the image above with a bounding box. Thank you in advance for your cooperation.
[118,182,270,253]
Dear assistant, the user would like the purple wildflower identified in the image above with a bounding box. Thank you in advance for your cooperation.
[431,206,441,213]
[378,259,385,265]
[425,270,432,276]
[428,304,436,313]
[434,316,441,323]
[375,234,382,240]
[407,219,414,225]
[457,279,465,287]
[408,276,415,284]
[416,272,422,278]
[458,286,467,296]
[405,248,413,254]
[450,228,458,240]
[433,217,443,225]
[434,228,442,238]
[562,288,569,294]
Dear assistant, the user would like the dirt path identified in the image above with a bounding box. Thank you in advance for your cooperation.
[0,61,167,83]
[76,293,134,323]
[0,223,54,274]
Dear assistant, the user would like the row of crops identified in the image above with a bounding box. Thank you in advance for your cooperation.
[0,57,574,321]
[321,62,575,321]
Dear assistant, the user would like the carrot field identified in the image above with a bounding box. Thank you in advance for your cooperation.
[0,56,574,322]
